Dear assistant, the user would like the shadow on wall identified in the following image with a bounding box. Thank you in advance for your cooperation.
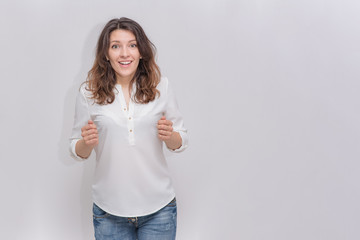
[57,22,105,240]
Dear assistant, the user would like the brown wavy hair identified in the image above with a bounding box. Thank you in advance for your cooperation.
[85,17,161,105]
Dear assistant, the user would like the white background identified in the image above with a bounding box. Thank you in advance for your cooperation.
[1,0,359,239]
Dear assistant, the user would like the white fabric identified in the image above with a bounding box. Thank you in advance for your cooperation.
[69,77,188,217]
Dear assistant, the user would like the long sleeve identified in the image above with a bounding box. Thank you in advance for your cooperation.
[69,86,91,161]
[164,78,189,153]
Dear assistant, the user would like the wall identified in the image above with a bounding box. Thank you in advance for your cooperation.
[1,0,359,239]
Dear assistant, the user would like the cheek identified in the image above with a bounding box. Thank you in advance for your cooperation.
[132,60,140,69]
[109,61,118,71]
[108,50,118,62]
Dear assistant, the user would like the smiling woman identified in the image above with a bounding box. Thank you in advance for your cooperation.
[86,17,161,106]
[69,17,188,240]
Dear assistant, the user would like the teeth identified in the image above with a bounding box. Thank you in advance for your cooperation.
[119,61,131,65]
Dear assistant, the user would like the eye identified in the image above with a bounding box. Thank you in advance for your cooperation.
[111,45,119,49]
[130,43,137,48]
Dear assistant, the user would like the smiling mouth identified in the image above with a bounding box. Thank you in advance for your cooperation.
[119,61,132,66]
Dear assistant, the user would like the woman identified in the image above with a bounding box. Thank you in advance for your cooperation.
[70,17,188,240]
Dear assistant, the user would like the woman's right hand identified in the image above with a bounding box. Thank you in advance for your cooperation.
[81,120,99,147]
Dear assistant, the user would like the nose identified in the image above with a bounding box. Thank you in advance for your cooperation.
[120,46,129,58]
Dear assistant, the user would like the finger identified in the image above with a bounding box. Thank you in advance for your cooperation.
[86,128,98,134]
[84,134,98,142]
[81,124,92,132]
[83,123,97,132]
[157,125,173,132]
[81,128,98,137]
[85,138,98,146]
[158,120,173,127]
[83,128,98,136]
[157,120,173,128]
[84,132,98,139]
[158,134,171,141]
[158,116,167,124]
[158,130,172,136]
[88,122,97,129]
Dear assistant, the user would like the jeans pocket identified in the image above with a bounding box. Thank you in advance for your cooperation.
[93,203,110,219]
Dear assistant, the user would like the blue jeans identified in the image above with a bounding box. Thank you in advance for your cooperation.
[93,198,177,240]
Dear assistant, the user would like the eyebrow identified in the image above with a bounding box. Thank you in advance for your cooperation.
[110,39,137,43]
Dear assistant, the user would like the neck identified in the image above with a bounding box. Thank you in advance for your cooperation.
[117,80,130,89]
[117,78,130,86]
[116,74,135,88]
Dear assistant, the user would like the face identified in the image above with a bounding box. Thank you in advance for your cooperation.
[107,29,141,84]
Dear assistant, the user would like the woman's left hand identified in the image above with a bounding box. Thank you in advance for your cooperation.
[157,116,173,141]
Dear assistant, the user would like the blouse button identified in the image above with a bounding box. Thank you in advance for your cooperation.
[123,108,127,111]
[129,117,132,120]
[130,129,133,132]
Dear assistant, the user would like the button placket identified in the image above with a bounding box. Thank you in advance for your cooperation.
[116,84,135,145]
[128,101,135,145]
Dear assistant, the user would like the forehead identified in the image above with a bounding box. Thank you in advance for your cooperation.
[109,29,136,42]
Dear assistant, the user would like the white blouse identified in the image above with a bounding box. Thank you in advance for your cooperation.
[69,77,188,217]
